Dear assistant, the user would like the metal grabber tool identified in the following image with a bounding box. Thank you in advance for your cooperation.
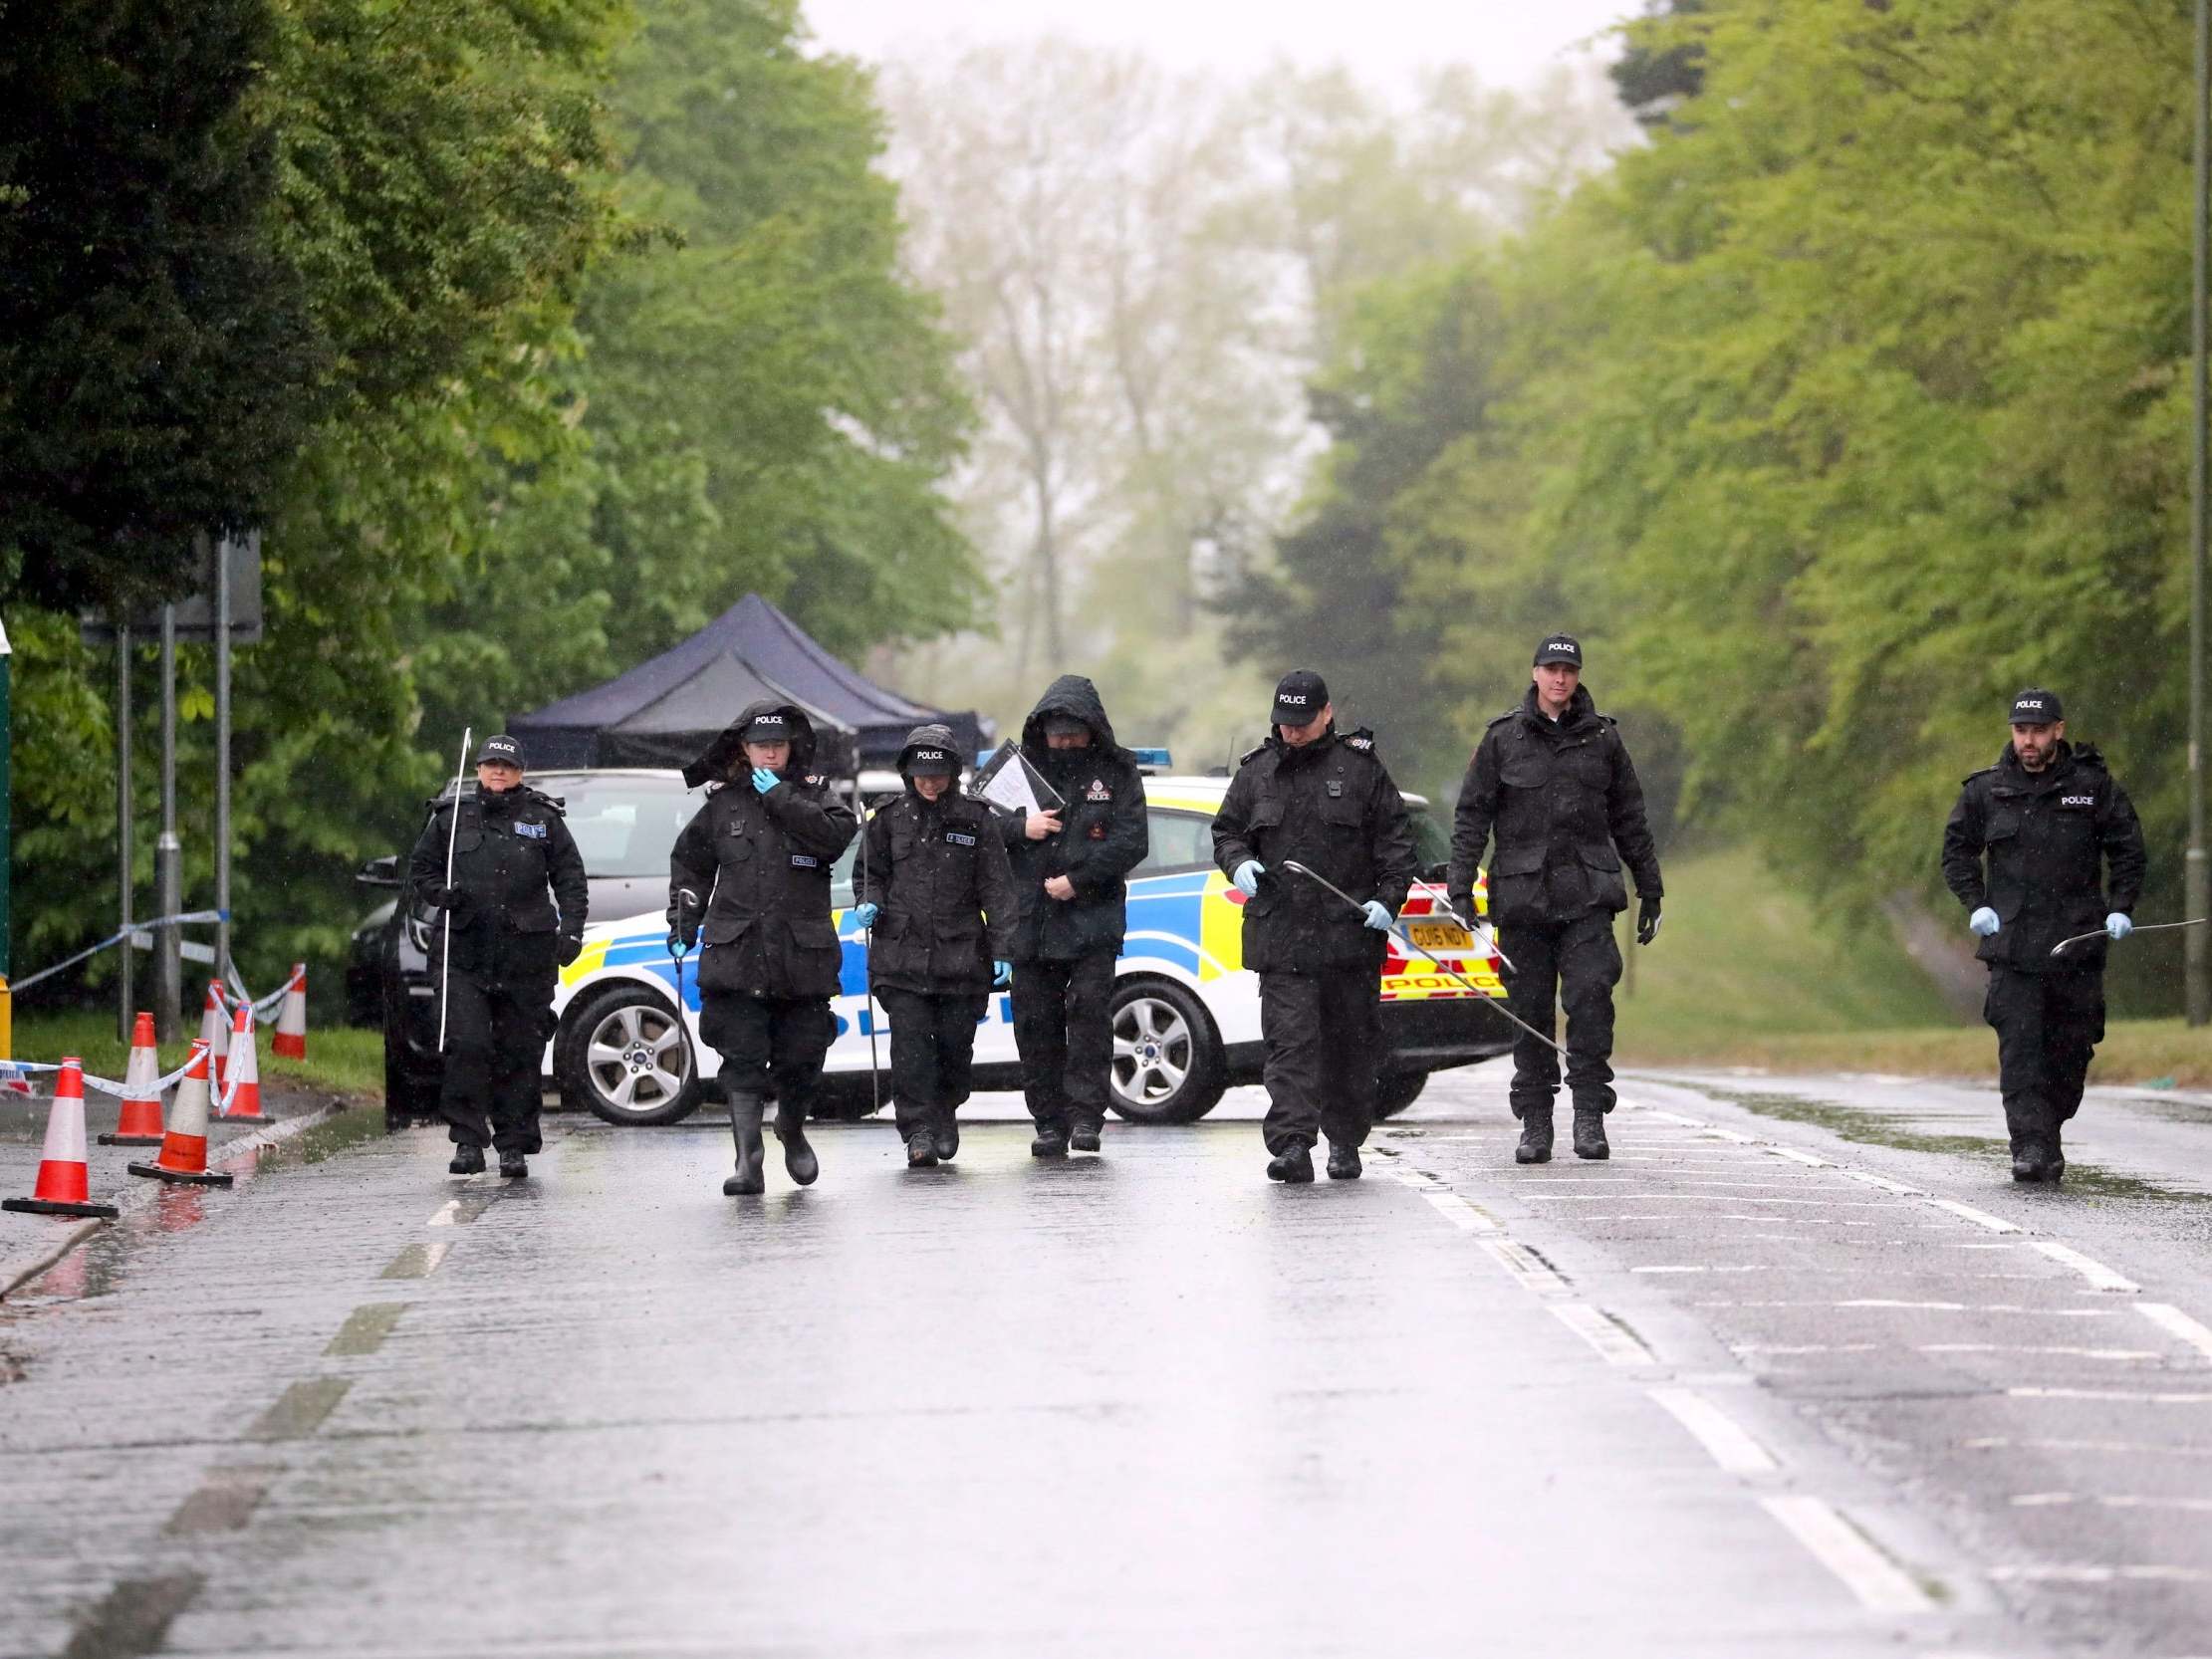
[2051,916,2211,957]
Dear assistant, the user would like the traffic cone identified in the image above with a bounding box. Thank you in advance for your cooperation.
[272,964,307,1061]
[129,1040,233,1188]
[98,1012,166,1146]
[3,1060,121,1219]
[198,980,231,1092]
[218,1005,267,1124]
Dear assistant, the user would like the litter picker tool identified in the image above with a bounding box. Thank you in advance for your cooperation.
[858,802,881,1119]
[1279,860,1568,1061]
[437,726,470,1054]
[2051,916,2210,957]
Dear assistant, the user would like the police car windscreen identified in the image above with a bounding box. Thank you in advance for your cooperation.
[552,774,703,877]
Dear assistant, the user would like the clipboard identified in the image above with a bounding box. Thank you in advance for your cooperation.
[973,746,1065,816]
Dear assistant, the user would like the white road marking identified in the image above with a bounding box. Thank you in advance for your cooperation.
[2009,1494,2212,1514]
[1964,1437,2212,1457]
[1767,1147,1835,1168]
[1648,1387,1780,1474]
[1842,1170,1923,1196]
[2137,1303,2212,1361]
[1733,1343,1880,1356]
[2010,1386,2212,1404]
[1917,1345,2159,1361]
[1989,1564,2212,1584]
[1639,1109,1709,1127]
[1421,1191,1500,1234]
[1632,1265,1774,1275]
[1924,1198,2021,1235]
[1710,1301,2127,1315]
[1479,1239,1571,1295]
[1550,1303,1655,1365]
[427,1200,461,1228]
[1760,1496,1936,1613]
[2031,1241,2140,1294]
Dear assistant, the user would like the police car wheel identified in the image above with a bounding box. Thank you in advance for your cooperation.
[1107,978,1224,1125]
[555,983,702,1127]
[1374,1071,1429,1119]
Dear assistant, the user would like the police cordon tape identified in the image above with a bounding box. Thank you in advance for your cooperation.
[9,910,230,997]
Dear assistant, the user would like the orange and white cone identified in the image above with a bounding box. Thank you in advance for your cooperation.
[4,1059,121,1219]
[99,1011,166,1146]
[129,1040,233,1188]
[198,980,231,1092]
[272,963,307,1061]
[218,1005,268,1124]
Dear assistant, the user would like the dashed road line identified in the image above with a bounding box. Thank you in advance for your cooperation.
[2009,1493,2212,1513]
[1965,1436,2212,1457]
[1478,1238,1571,1295]
[163,1464,280,1536]
[2137,1302,2212,1361]
[326,1302,408,1357]
[380,1241,451,1280]
[2010,1386,2212,1404]
[1550,1302,1655,1365]
[58,1572,205,1659]
[1760,1495,1937,1613]
[246,1377,353,1443]
[2030,1241,2140,1294]
[1647,1386,1779,1474]
[1989,1563,2212,1584]
[1925,1199,2021,1235]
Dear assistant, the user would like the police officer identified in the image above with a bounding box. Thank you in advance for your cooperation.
[998,675,1148,1158]
[668,701,859,1197]
[1941,688,2146,1183]
[408,734,588,1179]
[851,724,1019,1168]
[1211,671,1416,1183]
[1447,635,1662,1165]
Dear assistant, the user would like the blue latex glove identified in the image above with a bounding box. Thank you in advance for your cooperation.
[752,767,779,795]
[2106,912,2133,940]
[992,959,1013,988]
[1969,906,2000,938]
[1232,859,1265,897]
[1361,900,1394,932]
[850,902,878,929]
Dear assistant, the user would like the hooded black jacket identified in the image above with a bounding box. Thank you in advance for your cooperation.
[1446,684,1662,929]
[667,699,859,1001]
[408,783,588,980]
[1942,740,2146,973]
[857,723,1019,995]
[1211,722,1416,973]
[995,675,1149,962]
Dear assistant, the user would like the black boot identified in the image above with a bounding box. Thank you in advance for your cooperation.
[775,1103,819,1187]
[724,1095,766,1196]
[932,1114,960,1162]
[499,1151,528,1179]
[1031,1127,1069,1159]
[1070,1119,1103,1153]
[1573,1107,1609,1160]
[1516,1104,1554,1165]
[448,1145,485,1176]
[906,1131,939,1168]
[1326,1143,1361,1180]
[1267,1144,1316,1183]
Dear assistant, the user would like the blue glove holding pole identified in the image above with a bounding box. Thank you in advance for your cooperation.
[850,902,878,929]
[1969,906,2000,938]
[1361,900,1394,932]
[2106,912,2133,940]
[752,767,780,795]
[993,959,1013,988]
[1232,859,1265,897]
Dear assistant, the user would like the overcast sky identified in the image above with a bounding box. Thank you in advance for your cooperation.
[802,0,1637,90]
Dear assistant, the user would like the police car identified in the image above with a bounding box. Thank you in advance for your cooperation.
[549,758,1513,1127]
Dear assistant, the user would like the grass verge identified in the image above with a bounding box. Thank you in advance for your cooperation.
[8,1011,382,1099]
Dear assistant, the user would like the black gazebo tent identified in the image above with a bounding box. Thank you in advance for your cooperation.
[508,593,982,777]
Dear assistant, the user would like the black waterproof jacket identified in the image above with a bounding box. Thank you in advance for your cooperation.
[1446,684,1663,929]
[1941,741,2146,974]
[667,700,859,1001]
[995,676,1149,962]
[408,784,588,981]
[1211,723,1417,974]
[857,724,1019,996]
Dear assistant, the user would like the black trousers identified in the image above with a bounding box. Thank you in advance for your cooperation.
[702,991,834,1130]
[1011,950,1114,1132]
[877,988,988,1140]
[1501,911,1622,1116]
[1258,967,1381,1155]
[1985,966,2105,1155]
[439,967,557,1154]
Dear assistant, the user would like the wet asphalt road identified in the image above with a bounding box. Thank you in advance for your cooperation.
[0,1063,2207,1657]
